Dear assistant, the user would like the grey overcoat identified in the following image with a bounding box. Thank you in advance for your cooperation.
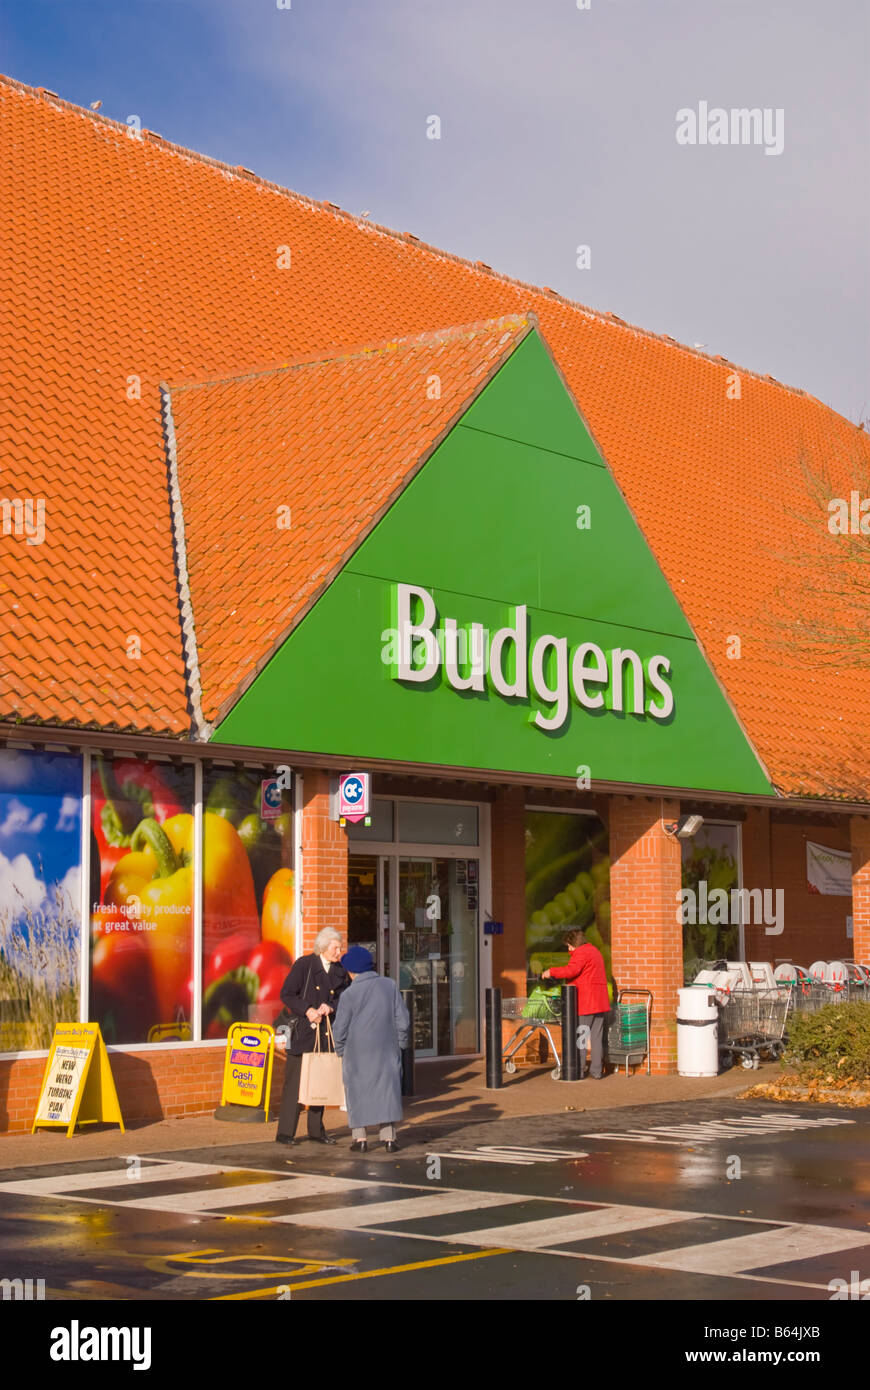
[332,971,410,1129]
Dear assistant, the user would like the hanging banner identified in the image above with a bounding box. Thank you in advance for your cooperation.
[807,841,852,896]
[219,1022,275,1118]
[32,1022,124,1136]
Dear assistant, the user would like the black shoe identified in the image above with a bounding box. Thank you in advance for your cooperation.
[275,1133,296,1145]
[309,1134,336,1145]
[385,1140,399,1153]
[350,1140,368,1153]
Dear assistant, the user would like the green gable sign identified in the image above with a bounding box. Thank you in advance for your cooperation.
[214,332,772,796]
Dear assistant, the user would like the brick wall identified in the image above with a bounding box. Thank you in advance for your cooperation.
[490,786,527,997]
[850,815,870,965]
[610,795,682,1073]
[742,817,852,964]
[0,1046,288,1135]
[300,769,349,952]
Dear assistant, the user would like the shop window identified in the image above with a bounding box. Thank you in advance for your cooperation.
[525,811,610,985]
[681,822,740,980]
[346,798,394,842]
[0,748,83,1052]
[398,801,478,846]
[202,769,294,1037]
[90,755,195,1045]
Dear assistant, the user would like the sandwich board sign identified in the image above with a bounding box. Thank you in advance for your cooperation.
[32,1022,125,1136]
[217,1022,275,1122]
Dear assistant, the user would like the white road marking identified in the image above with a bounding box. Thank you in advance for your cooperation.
[591,1113,855,1146]
[635,1223,870,1275]
[274,1189,521,1229]
[0,1161,221,1197]
[119,1175,362,1214]
[439,1204,692,1250]
[427,1146,588,1166]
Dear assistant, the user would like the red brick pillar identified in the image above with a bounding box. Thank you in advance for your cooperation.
[610,795,683,1073]
[490,786,527,998]
[850,815,870,965]
[300,770,348,952]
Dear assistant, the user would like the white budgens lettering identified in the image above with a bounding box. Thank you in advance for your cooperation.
[394,583,440,682]
[530,635,569,731]
[387,583,677,731]
[489,606,528,698]
[646,654,674,719]
[442,618,486,692]
[571,642,608,709]
[610,648,645,714]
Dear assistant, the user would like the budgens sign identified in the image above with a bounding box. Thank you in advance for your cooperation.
[382,584,674,733]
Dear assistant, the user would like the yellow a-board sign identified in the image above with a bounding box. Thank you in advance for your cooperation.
[220,1022,275,1118]
[32,1022,125,1137]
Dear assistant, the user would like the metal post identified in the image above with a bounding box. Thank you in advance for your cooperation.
[485,987,503,1089]
[400,989,415,1096]
[560,984,579,1081]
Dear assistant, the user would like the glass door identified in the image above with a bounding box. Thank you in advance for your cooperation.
[347,854,390,975]
[397,856,479,1057]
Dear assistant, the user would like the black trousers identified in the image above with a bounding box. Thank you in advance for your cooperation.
[277,1051,325,1138]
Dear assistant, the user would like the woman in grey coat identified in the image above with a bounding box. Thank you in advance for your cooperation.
[333,946,410,1153]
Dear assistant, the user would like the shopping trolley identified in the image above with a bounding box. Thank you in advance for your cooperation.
[607,988,652,1075]
[718,986,791,1069]
[502,988,563,1080]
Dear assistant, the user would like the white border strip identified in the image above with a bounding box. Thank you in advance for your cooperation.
[160,384,213,741]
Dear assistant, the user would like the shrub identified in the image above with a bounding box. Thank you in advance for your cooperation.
[784,1001,870,1082]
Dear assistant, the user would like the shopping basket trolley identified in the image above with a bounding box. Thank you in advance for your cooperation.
[607,988,652,1075]
[502,986,563,1080]
[718,986,791,1070]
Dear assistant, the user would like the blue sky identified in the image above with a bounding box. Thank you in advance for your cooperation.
[2,0,868,420]
[0,751,81,921]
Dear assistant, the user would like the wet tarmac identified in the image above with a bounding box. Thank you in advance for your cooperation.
[1,1097,868,1305]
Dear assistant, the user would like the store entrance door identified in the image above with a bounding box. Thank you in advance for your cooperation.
[397,856,479,1058]
[347,853,390,978]
[346,851,480,1058]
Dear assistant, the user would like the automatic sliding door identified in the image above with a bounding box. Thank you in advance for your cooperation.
[397,856,478,1056]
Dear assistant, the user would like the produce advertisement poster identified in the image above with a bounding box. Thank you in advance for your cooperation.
[681,820,740,974]
[806,840,852,896]
[525,812,610,984]
[90,759,295,1044]
[0,747,82,1052]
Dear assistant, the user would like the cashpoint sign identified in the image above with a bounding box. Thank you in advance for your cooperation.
[339,772,371,825]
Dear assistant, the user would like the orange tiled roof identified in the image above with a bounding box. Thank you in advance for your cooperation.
[1,74,869,798]
[166,318,532,726]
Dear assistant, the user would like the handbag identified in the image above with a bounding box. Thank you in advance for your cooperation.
[298,1016,345,1108]
[273,959,314,1045]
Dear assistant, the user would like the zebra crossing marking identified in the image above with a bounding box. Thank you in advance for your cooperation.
[633,1223,870,1276]
[2,1159,867,1290]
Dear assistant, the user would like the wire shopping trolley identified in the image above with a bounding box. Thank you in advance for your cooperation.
[718,986,792,1070]
[502,987,563,1080]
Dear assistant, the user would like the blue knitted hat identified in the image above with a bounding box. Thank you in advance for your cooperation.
[341,946,374,974]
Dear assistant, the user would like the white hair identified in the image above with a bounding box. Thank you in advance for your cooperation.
[313,927,342,954]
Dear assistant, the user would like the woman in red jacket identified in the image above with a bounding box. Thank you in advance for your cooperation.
[542,928,611,1079]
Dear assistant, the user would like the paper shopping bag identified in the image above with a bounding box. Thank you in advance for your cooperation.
[298,1050,345,1107]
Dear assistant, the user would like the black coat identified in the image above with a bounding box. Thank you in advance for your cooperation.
[280,953,350,1055]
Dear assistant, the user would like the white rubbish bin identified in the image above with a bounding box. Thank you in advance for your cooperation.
[677,986,719,1077]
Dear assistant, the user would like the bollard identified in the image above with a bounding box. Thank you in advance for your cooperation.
[400,989,415,1096]
[485,987,503,1089]
[560,983,579,1080]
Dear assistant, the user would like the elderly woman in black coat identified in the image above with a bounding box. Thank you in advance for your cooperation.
[275,927,349,1145]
